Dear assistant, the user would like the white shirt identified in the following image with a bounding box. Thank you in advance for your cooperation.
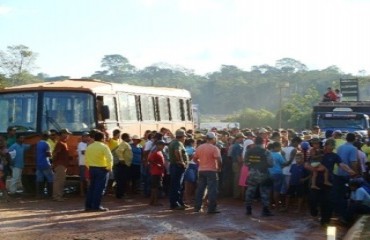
[77,142,88,166]
[242,139,254,160]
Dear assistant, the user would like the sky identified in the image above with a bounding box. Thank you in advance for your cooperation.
[1,0,370,78]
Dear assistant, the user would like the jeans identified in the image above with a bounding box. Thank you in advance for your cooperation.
[195,171,219,212]
[36,168,54,183]
[114,163,130,198]
[9,167,22,193]
[169,164,185,208]
[309,186,333,225]
[141,165,151,197]
[85,167,108,210]
[332,175,350,218]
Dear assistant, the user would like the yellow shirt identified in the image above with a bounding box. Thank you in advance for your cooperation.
[85,141,113,171]
[107,138,121,151]
[116,141,133,166]
[334,139,346,153]
[47,139,57,154]
[361,144,370,162]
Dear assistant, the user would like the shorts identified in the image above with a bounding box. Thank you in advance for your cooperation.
[151,175,163,189]
[271,173,283,192]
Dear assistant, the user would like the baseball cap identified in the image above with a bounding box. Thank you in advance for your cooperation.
[60,128,72,134]
[82,132,90,136]
[175,129,186,137]
[132,135,140,140]
[333,130,342,135]
[206,132,216,139]
[7,126,17,132]
[235,133,246,138]
[259,128,268,134]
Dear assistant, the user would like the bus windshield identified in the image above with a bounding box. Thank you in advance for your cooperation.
[0,91,95,133]
[318,117,367,130]
[42,91,95,132]
[0,92,38,132]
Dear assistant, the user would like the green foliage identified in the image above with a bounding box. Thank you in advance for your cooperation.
[225,108,275,128]
[280,87,320,129]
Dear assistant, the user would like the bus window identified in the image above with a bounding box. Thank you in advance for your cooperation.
[158,97,170,121]
[186,99,193,121]
[0,93,37,132]
[43,92,95,132]
[140,95,155,121]
[169,98,181,121]
[118,93,138,121]
[100,95,117,121]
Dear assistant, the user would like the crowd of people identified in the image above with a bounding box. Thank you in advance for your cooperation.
[1,124,370,228]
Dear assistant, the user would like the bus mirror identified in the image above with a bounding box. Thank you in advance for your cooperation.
[102,105,110,120]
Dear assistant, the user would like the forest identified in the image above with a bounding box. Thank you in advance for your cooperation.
[1,45,370,130]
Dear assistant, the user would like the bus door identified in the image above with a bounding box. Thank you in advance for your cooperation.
[97,95,118,133]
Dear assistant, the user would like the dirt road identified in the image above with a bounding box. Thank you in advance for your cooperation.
[0,194,348,240]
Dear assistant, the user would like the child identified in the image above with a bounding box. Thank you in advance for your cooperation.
[308,138,332,189]
[148,140,166,206]
[287,152,309,213]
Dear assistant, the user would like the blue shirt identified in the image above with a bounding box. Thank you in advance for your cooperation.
[289,164,308,185]
[131,144,143,166]
[36,140,51,170]
[269,151,285,175]
[336,142,357,177]
[231,143,243,163]
[8,142,31,169]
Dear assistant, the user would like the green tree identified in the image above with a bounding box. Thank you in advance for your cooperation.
[0,45,39,86]
[281,86,320,129]
[225,108,275,128]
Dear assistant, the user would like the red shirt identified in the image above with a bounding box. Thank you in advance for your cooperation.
[53,140,69,167]
[148,151,165,176]
[325,91,337,101]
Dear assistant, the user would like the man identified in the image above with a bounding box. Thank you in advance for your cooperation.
[47,129,58,157]
[231,133,245,199]
[130,135,143,194]
[333,132,358,221]
[36,131,54,198]
[52,128,71,202]
[323,87,337,102]
[8,135,31,195]
[281,136,302,209]
[332,130,345,152]
[309,139,355,226]
[244,136,274,217]
[114,133,133,199]
[6,126,17,148]
[311,125,321,136]
[193,132,222,213]
[85,130,113,211]
[168,129,188,210]
[77,132,91,196]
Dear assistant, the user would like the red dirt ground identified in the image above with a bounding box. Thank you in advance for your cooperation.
[0,194,349,240]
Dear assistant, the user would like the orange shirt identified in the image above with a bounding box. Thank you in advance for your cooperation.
[193,143,221,172]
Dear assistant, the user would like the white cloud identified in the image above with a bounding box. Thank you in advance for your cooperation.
[0,5,12,15]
